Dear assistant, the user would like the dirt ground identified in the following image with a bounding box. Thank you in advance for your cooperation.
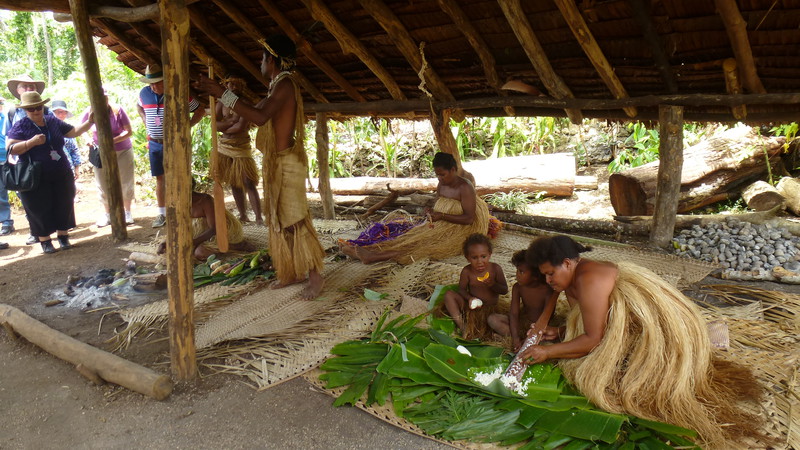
[0,166,792,448]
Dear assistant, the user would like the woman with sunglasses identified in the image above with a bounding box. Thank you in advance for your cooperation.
[5,92,93,254]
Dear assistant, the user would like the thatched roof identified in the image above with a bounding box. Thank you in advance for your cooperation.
[6,0,800,122]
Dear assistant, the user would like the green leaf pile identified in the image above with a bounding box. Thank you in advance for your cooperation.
[319,311,699,449]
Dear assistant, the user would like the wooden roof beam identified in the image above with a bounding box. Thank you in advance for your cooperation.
[358,0,454,102]
[437,0,514,115]
[714,0,766,94]
[253,0,366,102]
[497,0,582,123]
[186,7,326,103]
[553,0,636,118]
[627,0,678,94]
[299,0,406,101]
[93,19,157,66]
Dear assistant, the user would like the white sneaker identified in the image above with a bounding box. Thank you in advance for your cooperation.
[125,211,134,225]
[96,215,110,228]
[152,214,166,228]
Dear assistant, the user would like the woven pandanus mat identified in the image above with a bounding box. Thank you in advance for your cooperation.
[194,260,390,349]
[492,229,716,286]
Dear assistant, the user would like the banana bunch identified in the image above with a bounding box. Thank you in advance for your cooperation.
[193,250,274,288]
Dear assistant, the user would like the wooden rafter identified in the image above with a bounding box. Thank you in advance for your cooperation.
[358,0,454,102]
[552,0,636,118]
[497,0,582,123]
[436,0,513,115]
[299,0,406,101]
[94,18,157,66]
[627,0,677,94]
[714,0,766,94]
[187,8,272,89]
[253,0,365,102]
[187,2,326,104]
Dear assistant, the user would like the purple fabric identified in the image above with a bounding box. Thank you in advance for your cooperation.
[82,106,132,151]
[347,216,425,247]
[7,116,73,173]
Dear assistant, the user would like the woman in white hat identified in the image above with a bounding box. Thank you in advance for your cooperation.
[5,92,94,254]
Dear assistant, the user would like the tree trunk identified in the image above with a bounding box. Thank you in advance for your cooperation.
[741,180,785,211]
[776,177,800,216]
[609,127,785,215]
[310,153,584,197]
[0,304,173,400]
[649,105,683,247]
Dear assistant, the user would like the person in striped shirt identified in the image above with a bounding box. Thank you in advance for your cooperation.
[136,64,204,228]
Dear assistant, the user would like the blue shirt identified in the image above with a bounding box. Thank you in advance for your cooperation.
[0,112,6,162]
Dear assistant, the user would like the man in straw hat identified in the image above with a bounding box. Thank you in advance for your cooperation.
[194,34,325,300]
[136,63,204,228]
[5,74,52,245]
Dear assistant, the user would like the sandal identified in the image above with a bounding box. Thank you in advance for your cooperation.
[40,240,58,254]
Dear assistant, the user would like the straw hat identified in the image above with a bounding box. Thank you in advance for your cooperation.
[7,75,46,99]
[139,64,164,84]
[51,99,73,118]
[17,91,50,109]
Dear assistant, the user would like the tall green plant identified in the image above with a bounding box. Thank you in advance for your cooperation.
[608,122,660,173]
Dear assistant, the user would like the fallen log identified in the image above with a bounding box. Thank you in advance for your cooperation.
[476,211,648,237]
[0,303,173,400]
[742,180,785,211]
[609,127,785,215]
[128,251,165,265]
[614,204,800,235]
[310,154,592,197]
[777,177,800,216]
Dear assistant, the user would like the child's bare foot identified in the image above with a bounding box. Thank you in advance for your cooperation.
[270,278,305,290]
[300,270,324,300]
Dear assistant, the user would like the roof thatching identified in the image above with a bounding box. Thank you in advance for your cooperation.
[6,0,800,122]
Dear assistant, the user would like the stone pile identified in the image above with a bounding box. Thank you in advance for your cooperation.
[671,218,800,278]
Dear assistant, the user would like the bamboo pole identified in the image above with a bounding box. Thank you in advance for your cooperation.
[650,105,684,247]
[69,0,127,241]
[315,112,335,219]
[714,0,766,94]
[0,304,173,400]
[159,0,197,381]
[723,58,747,119]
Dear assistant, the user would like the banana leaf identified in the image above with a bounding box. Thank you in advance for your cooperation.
[534,408,626,444]
[377,335,450,387]
[330,341,389,357]
[427,284,459,334]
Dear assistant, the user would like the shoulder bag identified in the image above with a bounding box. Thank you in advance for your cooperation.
[0,152,42,192]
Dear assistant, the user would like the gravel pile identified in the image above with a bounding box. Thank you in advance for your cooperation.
[671,218,800,274]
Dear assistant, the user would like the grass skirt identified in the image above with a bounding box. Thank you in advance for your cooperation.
[560,262,763,448]
[192,209,244,246]
[269,215,325,284]
[357,196,490,264]
[216,136,259,189]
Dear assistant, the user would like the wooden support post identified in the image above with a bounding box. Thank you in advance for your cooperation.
[315,112,335,219]
[715,0,766,94]
[650,105,684,247]
[69,0,127,241]
[723,58,747,119]
[430,109,473,183]
[159,0,197,381]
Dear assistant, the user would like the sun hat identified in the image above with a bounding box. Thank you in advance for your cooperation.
[51,99,73,118]
[7,75,46,99]
[139,64,164,84]
[17,91,50,110]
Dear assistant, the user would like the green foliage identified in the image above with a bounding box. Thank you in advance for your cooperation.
[483,190,543,213]
[320,307,700,448]
[770,122,799,156]
[609,122,660,173]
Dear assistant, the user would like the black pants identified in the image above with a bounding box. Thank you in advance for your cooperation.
[18,168,76,237]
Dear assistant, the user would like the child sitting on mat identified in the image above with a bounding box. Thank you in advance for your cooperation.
[443,233,508,339]
[488,250,558,351]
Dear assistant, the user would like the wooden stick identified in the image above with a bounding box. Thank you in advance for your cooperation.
[209,65,229,253]
[0,304,173,400]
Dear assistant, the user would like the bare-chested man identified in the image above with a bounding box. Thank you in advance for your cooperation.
[215,75,262,225]
[194,34,325,300]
